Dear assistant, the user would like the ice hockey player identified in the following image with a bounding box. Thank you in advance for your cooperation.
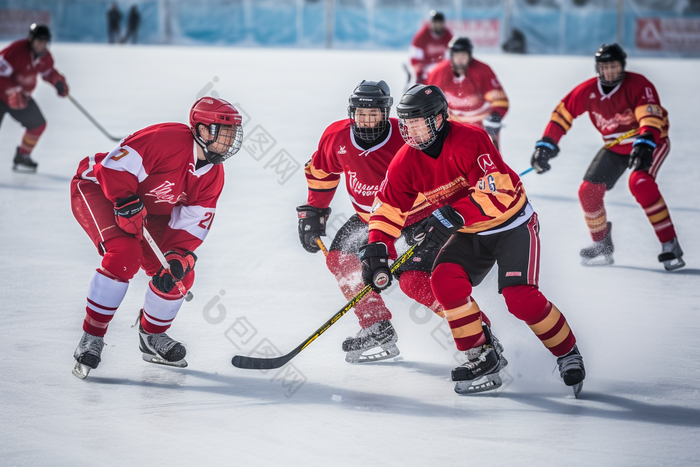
[360,84,585,396]
[0,24,69,172]
[70,97,243,379]
[409,10,453,84]
[298,80,444,364]
[425,36,509,149]
[531,44,684,271]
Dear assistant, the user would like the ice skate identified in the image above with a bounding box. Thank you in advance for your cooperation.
[72,331,105,379]
[580,222,614,266]
[557,344,585,398]
[454,324,507,395]
[12,148,38,173]
[658,237,685,271]
[138,322,188,367]
[342,320,400,363]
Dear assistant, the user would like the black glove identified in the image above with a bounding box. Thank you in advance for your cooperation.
[628,133,656,172]
[152,250,197,294]
[54,80,68,97]
[358,242,392,292]
[413,205,465,247]
[531,137,560,174]
[482,113,502,140]
[296,205,331,253]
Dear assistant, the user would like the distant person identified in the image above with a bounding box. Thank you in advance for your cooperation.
[70,98,244,379]
[0,24,69,172]
[121,5,141,44]
[409,10,453,84]
[425,37,509,149]
[531,44,684,271]
[107,2,122,44]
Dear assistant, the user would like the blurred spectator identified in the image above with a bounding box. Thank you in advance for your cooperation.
[107,3,122,44]
[502,28,526,54]
[121,6,141,44]
[409,10,453,84]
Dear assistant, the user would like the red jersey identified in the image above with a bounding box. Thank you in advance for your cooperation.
[0,39,65,105]
[543,72,668,155]
[74,123,224,253]
[305,118,430,224]
[409,23,453,81]
[426,58,509,126]
[368,123,526,244]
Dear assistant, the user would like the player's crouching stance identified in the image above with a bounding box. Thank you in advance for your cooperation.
[361,85,585,396]
[70,98,243,379]
[298,80,443,363]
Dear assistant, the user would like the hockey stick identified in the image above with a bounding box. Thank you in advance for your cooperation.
[604,128,639,149]
[519,167,535,177]
[68,95,124,142]
[231,242,418,370]
[142,226,194,302]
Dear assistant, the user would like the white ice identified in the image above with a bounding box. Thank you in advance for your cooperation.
[0,44,699,465]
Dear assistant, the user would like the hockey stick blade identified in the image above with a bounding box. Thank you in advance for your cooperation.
[231,244,418,370]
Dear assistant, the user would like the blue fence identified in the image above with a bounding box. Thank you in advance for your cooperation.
[1,0,698,56]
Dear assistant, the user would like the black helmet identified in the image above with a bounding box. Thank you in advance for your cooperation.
[595,43,626,86]
[429,10,445,22]
[29,23,51,42]
[449,37,473,56]
[396,84,449,150]
[347,80,393,143]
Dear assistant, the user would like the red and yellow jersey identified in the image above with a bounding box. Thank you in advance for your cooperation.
[0,39,65,104]
[409,23,453,79]
[305,118,431,224]
[543,72,668,155]
[74,123,224,252]
[368,122,526,244]
[426,58,509,126]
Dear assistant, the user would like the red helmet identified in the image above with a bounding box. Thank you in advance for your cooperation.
[189,97,243,165]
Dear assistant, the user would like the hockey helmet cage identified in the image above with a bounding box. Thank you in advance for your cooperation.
[595,43,627,87]
[348,80,393,143]
[396,84,449,150]
[189,97,243,165]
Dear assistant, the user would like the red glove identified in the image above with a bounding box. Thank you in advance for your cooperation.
[152,251,197,294]
[114,194,146,240]
[6,87,28,110]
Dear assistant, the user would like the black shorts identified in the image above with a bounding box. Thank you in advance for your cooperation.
[583,147,630,190]
[329,213,442,277]
[0,98,46,131]
[433,213,541,293]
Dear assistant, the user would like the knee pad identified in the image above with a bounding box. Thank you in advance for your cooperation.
[578,181,606,212]
[430,262,472,310]
[101,236,142,281]
[628,170,661,207]
[502,284,548,323]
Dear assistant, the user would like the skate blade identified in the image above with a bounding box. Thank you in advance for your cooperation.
[572,381,583,398]
[662,257,685,271]
[454,372,503,395]
[581,255,614,267]
[142,353,188,368]
[345,344,400,364]
[12,165,37,173]
[72,361,91,379]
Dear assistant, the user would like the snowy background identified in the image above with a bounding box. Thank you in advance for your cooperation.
[0,44,699,465]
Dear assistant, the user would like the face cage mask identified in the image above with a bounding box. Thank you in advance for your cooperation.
[200,123,243,165]
[595,62,625,87]
[348,107,390,143]
[398,114,442,150]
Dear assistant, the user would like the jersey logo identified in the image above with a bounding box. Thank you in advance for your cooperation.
[477,154,495,173]
[337,146,347,155]
[348,171,380,198]
[589,92,596,99]
[145,181,187,205]
[645,87,655,102]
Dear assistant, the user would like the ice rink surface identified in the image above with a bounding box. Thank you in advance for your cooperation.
[0,44,699,465]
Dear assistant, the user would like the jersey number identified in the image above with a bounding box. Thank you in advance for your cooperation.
[111,149,129,161]
[198,212,215,230]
